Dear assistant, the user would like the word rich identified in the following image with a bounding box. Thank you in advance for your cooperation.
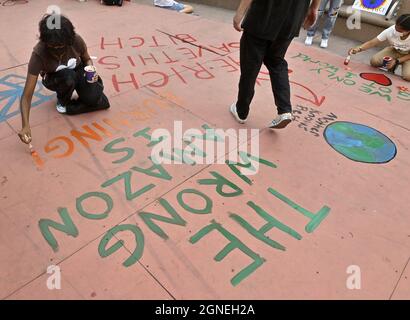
[97,34,240,93]
[38,126,332,287]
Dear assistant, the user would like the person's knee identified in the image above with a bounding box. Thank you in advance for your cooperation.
[264,58,287,71]
[59,69,76,87]
[64,77,76,88]
[402,72,410,82]
[370,56,382,67]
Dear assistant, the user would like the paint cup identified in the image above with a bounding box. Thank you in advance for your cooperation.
[382,56,393,69]
[84,66,97,83]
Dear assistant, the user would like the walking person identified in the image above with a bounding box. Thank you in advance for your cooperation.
[230,0,320,129]
[305,0,344,48]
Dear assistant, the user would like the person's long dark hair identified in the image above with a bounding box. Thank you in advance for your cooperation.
[397,14,410,32]
[39,14,76,46]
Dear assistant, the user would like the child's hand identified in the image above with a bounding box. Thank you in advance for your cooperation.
[349,47,362,55]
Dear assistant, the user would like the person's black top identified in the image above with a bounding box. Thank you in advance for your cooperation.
[242,0,311,41]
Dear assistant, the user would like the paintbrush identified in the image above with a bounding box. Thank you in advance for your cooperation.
[29,143,34,152]
[344,54,351,66]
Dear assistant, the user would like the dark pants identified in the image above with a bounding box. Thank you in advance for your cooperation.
[42,64,110,115]
[236,32,293,119]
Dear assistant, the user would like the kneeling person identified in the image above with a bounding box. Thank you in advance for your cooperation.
[349,14,410,82]
[19,14,110,144]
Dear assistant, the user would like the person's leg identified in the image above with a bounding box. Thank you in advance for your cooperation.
[154,0,193,13]
[370,47,401,68]
[306,0,328,40]
[67,66,110,115]
[42,69,77,106]
[235,32,267,120]
[322,0,343,41]
[401,60,410,82]
[263,39,293,115]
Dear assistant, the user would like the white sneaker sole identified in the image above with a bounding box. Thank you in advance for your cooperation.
[56,105,67,114]
[269,119,292,129]
[230,104,247,124]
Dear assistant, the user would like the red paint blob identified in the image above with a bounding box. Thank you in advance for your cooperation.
[360,73,392,87]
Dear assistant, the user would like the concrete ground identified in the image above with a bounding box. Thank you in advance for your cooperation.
[0,0,409,300]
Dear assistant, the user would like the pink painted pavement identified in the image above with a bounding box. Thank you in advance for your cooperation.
[0,0,409,300]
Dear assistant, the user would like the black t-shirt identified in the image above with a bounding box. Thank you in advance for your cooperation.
[242,0,311,41]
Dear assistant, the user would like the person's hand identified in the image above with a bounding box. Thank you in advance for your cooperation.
[386,58,397,70]
[18,126,32,144]
[303,7,318,30]
[233,13,244,32]
[349,47,362,55]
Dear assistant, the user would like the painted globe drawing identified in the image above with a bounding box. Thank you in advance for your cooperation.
[360,0,387,10]
[324,122,397,164]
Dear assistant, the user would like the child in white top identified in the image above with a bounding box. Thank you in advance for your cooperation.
[349,14,410,82]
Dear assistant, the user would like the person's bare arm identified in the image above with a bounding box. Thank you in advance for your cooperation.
[81,47,93,67]
[398,54,410,63]
[233,0,253,32]
[303,0,321,29]
[18,73,38,144]
[349,37,383,54]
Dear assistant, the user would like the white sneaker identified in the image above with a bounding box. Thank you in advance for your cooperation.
[320,39,329,48]
[269,113,292,129]
[56,102,67,114]
[229,103,247,124]
[305,36,313,46]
